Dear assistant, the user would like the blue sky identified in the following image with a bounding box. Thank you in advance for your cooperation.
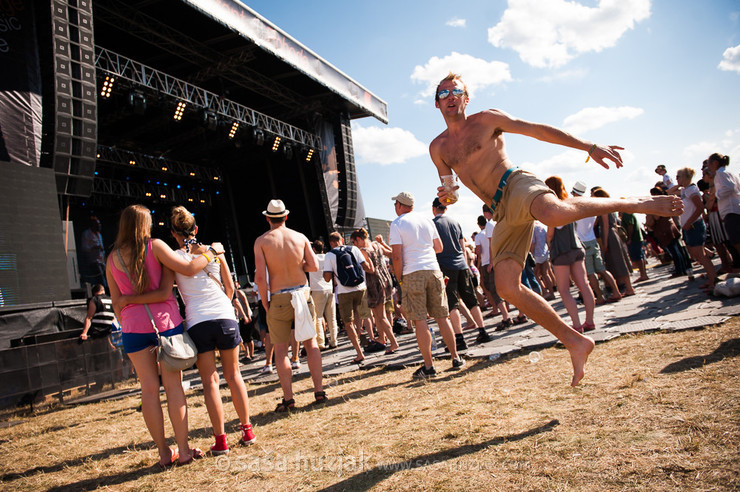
[243,0,740,237]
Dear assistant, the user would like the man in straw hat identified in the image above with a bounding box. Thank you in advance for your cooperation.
[430,72,683,386]
[254,199,326,411]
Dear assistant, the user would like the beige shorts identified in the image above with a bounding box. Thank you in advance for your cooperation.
[491,170,554,268]
[337,290,371,324]
[401,270,449,321]
[266,290,315,345]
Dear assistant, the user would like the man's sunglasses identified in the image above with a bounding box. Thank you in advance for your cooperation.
[437,88,465,100]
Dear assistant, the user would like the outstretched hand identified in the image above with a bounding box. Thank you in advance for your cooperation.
[589,145,624,169]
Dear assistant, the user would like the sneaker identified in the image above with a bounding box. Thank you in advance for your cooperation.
[291,359,301,370]
[455,334,468,351]
[475,330,491,344]
[412,365,437,379]
[452,356,466,369]
[239,423,256,445]
[210,433,229,455]
[260,365,274,375]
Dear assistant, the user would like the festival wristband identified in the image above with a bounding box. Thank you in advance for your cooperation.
[585,144,597,163]
[202,252,213,263]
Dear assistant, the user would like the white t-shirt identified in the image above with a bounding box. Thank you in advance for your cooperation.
[174,250,236,328]
[715,167,740,219]
[324,245,367,295]
[474,227,490,266]
[483,219,496,266]
[309,253,333,293]
[575,216,597,242]
[389,211,440,275]
[680,184,701,228]
[663,173,676,190]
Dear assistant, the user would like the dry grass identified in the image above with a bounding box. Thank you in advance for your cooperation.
[1,318,739,491]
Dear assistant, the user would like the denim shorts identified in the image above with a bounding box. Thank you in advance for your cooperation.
[188,318,241,353]
[122,324,184,354]
[682,219,706,247]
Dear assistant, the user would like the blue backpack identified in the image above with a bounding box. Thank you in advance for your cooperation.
[332,246,365,287]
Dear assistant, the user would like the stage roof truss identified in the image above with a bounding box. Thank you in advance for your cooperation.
[95,47,322,149]
[93,176,213,206]
[97,146,221,181]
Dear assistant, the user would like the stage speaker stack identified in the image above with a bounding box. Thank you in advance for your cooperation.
[335,113,358,229]
[50,0,97,197]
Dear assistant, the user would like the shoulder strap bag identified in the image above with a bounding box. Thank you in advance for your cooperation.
[116,250,198,371]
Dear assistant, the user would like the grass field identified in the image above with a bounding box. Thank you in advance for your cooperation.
[1,318,738,491]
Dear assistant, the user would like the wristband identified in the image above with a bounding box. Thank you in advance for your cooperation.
[202,252,213,263]
[585,144,597,163]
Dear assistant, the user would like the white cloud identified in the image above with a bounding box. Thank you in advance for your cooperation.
[683,129,740,165]
[446,18,466,28]
[488,0,651,68]
[718,44,740,73]
[563,106,644,134]
[351,123,427,166]
[410,52,512,102]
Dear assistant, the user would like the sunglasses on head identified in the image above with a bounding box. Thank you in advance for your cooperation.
[437,88,465,100]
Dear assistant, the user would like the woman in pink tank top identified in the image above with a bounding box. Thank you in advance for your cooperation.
[106,204,224,468]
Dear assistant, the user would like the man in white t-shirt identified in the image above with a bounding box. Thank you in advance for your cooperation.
[389,191,464,379]
[655,164,677,192]
[310,240,338,349]
[323,232,373,363]
[480,205,513,329]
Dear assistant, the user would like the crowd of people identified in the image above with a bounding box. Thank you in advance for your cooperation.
[79,72,739,469]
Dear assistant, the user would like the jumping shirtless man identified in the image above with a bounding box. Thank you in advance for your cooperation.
[429,73,683,386]
[254,199,326,410]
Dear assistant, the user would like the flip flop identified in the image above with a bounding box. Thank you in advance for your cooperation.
[179,448,204,466]
[351,357,365,364]
[384,348,397,355]
[158,448,179,470]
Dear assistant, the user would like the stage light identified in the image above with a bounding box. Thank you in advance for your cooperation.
[158,221,165,226]
[173,101,187,120]
[271,136,282,152]
[100,75,114,98]
[203,111,218,131]
[129,91,147,115]
[160,194,166,199]
[305,148,315,162]
[161,166,168,171]
[189,172,196,177]
[228,122,239,138]
[129,159,136,165]
[252,128,265,146]
[200,199,205,203]
[188,198,193,202]
[283,144,293,160]
[213,176,219,181]
[145,192,152,197]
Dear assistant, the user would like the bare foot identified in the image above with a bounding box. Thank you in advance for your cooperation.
[569,335,595,387]
[633,195,684,217]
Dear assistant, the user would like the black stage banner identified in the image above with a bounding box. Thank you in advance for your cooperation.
[0,0,42,166]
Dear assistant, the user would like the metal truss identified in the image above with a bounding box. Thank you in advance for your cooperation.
[97,146,221,181]
[93,177,213,206]
[95,47,322,149]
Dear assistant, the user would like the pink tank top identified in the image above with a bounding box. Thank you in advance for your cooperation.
[108,240,183,334]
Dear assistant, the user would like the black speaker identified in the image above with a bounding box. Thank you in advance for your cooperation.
[334,113,359,228]
[50,0,98,197]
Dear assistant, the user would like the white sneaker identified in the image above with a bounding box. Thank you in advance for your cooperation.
[260,365,274,374]
[291,360,301,370]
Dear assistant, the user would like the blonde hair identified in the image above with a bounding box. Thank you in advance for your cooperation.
[170,206,196,237]
[114,205,152,294]
[677,167,695,182]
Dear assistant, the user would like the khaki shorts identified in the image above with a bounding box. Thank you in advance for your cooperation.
[337,290,371,324]
[266,289,315,345]
[491,170,554,268]
[401,270,449,321]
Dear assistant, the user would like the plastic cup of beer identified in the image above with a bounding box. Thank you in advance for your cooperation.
[441,175,459,205]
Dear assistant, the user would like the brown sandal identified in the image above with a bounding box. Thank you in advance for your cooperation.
[275,398,296,413]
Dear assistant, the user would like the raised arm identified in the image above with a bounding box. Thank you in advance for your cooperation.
[151,238,223,276]
[485,109,624,170]
[116,266,176,311]
[374,235,392,255]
